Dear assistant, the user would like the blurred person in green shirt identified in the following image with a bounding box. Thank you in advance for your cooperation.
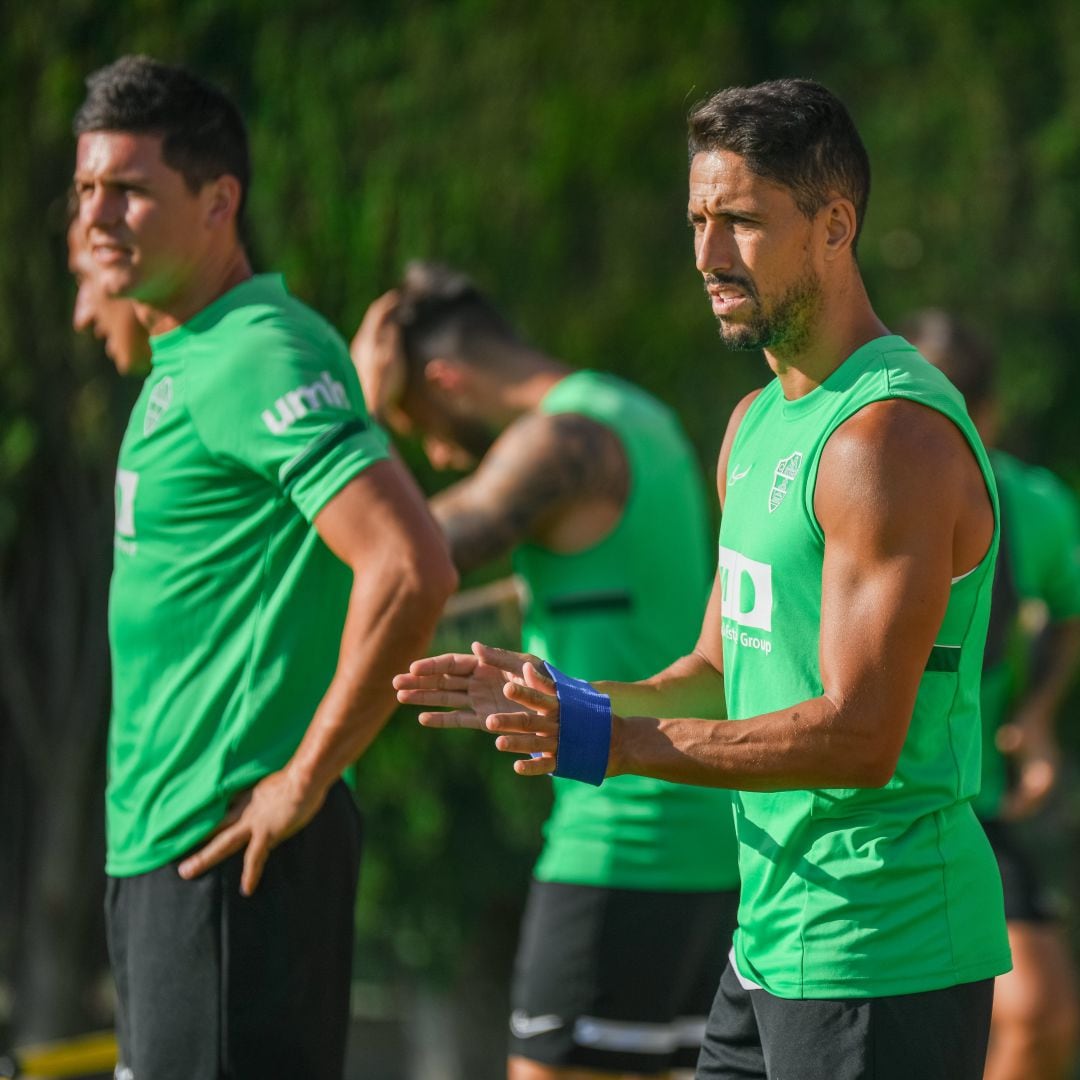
[72,55,456,1079]
[904,309,1080,1080]
[353,262,739,1079]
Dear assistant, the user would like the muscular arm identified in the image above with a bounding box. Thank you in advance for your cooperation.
[602,399,993,789]
[479,399,993,793]
[430,410,628,574]
[180,459,457,892]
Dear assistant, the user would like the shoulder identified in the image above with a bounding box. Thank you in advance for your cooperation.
[489,408,623,470]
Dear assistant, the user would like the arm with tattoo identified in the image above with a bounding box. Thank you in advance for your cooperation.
[431,410,629,574]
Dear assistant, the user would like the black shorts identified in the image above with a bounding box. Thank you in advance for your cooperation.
[697,961,994,1080]
[106,780,362,1080]
[982,817,1057,923]
[509,879,738,1074]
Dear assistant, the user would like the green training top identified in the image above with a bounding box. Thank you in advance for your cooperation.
[719,336,1010,998]
[974,450,1080,818]
[106,274,389,876]
[513,370,739,891]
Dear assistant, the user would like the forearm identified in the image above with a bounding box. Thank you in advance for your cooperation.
[286,562,452,797]
[595,649,727,720]
[1012,618,1080,733]
[610,694,895,791]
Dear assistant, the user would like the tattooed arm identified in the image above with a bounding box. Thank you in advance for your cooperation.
[431,410,629,574]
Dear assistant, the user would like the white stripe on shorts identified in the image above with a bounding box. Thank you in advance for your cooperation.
[572,1014,707,1054]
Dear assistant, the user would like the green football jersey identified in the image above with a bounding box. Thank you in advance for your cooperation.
[719,336,1010,997]
[106,275,389,876]
[514,371,739,891]
[974,450,1080,818]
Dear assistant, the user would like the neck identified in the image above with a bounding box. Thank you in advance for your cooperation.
[141,245,253,336]
[488,348,570,423]
[766,271,889,399]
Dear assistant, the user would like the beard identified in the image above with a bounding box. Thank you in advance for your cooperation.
[710,265,823,355]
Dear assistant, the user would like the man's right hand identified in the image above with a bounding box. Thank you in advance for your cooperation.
[350,289,405,424]
[394,641,546,729]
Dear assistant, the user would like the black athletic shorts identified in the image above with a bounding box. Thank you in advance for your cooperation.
[509,879,738,1074]
[106,780,362,1080]
[696,961,994,1080]
[982,817,1057,923]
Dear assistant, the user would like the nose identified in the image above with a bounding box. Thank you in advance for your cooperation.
[79,184,121,232]
[695,219,735,276]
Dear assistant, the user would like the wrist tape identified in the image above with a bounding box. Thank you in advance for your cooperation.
[543,662,611,786]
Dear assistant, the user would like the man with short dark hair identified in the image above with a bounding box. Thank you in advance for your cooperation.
[398,79,1011,1079]
[73,55,456,1078]
[903,309,1080,1080]
[352,261,739,1079]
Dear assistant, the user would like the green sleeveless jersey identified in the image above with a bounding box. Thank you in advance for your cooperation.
[974,450,1080,818]
[514,371,739,891]
[106,275,388,875]
[720,336,1010,997]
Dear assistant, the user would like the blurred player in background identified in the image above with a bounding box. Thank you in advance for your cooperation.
[67,214,149,376]
[352,262,739,1079]
[904,310,1080,1080]
[72,55,456,1079]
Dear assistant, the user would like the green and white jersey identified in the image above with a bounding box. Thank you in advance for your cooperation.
[106,275,388,876]
[975,450,1080,818]
[514,371,739,892]
[719,336,1010,998]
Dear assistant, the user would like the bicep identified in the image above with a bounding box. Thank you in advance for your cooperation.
[815,406,962,756]
[316,458,450,574]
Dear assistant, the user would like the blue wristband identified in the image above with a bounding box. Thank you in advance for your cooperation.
[543,662,611,786]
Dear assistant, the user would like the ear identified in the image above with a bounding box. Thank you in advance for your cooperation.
[424,357,471,394]
[820,197,858,261]
[204,174,243,231]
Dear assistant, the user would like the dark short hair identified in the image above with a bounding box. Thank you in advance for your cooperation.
[898,309,997,408]
[74,55,250,226]
[688,78,871,251]
[395,261,518,373]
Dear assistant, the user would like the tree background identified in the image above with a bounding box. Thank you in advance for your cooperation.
[3,2,1080,1076]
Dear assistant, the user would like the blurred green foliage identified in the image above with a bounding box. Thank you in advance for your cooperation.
[3,0,1080,1005]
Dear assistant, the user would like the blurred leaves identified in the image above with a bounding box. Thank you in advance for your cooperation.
[3,0,1080,995]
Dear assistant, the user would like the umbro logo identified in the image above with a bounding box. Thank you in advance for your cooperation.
[261,371,348,435]
[728,464,752,486]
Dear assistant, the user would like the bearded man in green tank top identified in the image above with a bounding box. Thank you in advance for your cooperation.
[352,262,740,1079]
[398,80,1012,1080]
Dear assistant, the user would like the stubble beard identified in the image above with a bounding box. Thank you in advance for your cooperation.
[714,267,823,356]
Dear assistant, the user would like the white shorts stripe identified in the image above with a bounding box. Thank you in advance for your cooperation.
[572,1014,707,1054]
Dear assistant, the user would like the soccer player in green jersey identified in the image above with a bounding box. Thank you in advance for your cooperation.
[72,56,456,1079]
[904,310,1080,1080]
[397,80,1011,1079]
[352,262,738,1079]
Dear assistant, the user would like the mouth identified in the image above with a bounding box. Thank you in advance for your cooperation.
[707,288,751,316]
[90,240,132,267]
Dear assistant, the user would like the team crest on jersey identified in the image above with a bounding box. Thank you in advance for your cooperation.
[143,377,173,437]
[768,451,803,513]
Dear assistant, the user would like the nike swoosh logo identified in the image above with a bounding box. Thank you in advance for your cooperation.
[510,1010,565,1037]
[728,465,752,485]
